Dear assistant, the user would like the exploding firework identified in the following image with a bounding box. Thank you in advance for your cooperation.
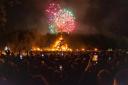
[54,8,76,33]
[45,2,76,34]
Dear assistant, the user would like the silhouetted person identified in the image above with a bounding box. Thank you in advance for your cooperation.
[97,69,113,85]
[114,69,128,85]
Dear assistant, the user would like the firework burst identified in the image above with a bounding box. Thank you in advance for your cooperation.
[54,8,76,33]
[45,2,76,34]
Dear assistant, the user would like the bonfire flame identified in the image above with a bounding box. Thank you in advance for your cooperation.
[47,35,72,51]
[31,35,72,52]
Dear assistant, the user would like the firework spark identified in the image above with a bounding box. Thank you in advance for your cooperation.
[45,2,61,24]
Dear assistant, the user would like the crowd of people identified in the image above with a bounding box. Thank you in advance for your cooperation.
[0,50,128,85]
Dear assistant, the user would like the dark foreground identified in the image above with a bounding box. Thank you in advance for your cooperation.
[0,50,128,85]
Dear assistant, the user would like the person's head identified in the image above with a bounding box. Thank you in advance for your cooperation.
[97,69,113,85]
[26,76,49,85]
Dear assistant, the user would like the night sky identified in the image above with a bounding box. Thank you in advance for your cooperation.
[0,0,128,48]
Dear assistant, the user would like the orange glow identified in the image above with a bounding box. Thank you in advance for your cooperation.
[94,48,98,51]
[81,48,85,51]
[31,47,42,51]
[45,35,72,51]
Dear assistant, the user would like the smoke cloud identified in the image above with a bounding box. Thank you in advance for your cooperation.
[0,0,127,48]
